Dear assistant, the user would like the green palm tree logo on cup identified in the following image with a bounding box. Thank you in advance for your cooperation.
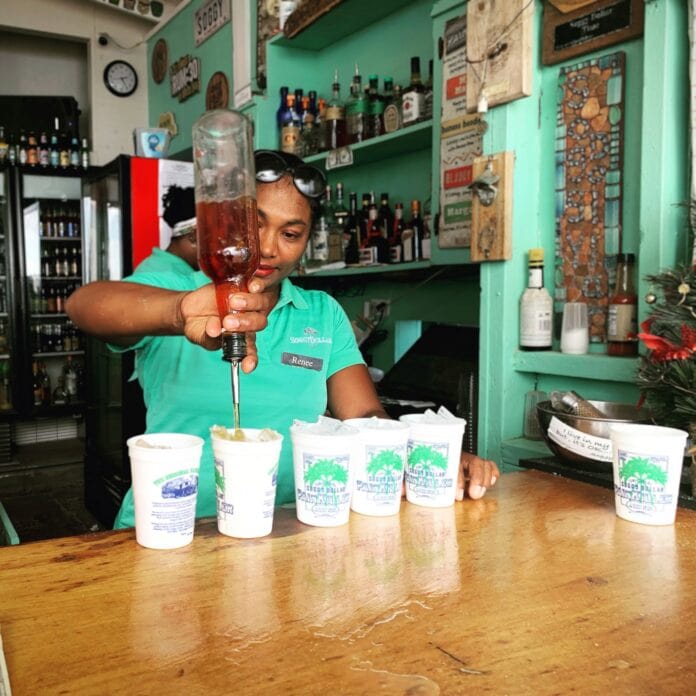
[214,460,225,493]
[366,449,403,478]
[620,456,669,506]
[408,444,448,473]
[304,458,348,488]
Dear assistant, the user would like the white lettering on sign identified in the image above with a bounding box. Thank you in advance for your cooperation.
[194,0,231,47]
[170,55,201,102]
[547,416,612,463]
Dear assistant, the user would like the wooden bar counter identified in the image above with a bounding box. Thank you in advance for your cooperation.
[1,471,695,694]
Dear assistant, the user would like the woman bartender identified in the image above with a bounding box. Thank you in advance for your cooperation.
[66,150,498,527]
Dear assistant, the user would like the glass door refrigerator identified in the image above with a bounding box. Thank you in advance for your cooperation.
[82,154,192,526]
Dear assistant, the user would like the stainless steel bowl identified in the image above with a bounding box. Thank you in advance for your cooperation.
[536,400,648,471]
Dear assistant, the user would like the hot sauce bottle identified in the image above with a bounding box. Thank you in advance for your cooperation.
[607,252,638,356]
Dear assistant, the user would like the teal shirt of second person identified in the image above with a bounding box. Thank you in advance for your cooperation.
[133,246,195,276]
[111,268,364,529]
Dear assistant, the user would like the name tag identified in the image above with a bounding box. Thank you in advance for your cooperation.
[281,352,323,371]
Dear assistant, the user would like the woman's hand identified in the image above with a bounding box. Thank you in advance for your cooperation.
[456,453,500,500]
[177,279,272,373]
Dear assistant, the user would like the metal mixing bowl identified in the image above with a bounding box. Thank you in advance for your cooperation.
[536,400,648,471]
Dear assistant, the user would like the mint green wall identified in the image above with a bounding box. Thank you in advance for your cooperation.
[147,2,233,154]
[147,0,690,465]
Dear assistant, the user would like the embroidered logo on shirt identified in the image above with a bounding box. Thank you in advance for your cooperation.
[289,328,332,345]
[282,352,324,371]
[304,327,319,335]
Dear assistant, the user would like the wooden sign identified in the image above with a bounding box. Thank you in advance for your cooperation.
[549,0,600,12]
[151,38,168,84]
[205,71,229,110]
[170,55,201,102]
[554,52,626,342]
[466,0,533,112]
[470,151,514,263]
[194,0,231,47]
[543,0,643,66]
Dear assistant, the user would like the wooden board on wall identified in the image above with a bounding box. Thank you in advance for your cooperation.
[470,151,514,263]
[466,0,533,112]
[543,0,644,66]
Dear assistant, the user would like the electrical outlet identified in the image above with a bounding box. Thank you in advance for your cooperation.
[364,299,390,319]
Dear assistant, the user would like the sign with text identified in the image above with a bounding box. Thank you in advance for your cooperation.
[194,0,231,47]
[547,416,612,463]
[170,55,201,102]
[543,0,643,65]
[439,113,487,248]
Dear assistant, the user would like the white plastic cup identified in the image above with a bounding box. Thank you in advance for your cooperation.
[609,424,688,525]
[128,433,204,549]
[399,413,466,508]
[560,302,589,355]
[210,428,283,538]
[290,422,359,527]
[344,418,409,516]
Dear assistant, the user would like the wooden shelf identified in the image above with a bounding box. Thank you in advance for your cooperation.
[513,350,638,383]
[297,260,432,278]
[304,120,433,170]
[277,0,420,50]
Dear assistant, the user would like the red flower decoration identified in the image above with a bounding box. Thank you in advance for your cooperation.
[638,321,695,362]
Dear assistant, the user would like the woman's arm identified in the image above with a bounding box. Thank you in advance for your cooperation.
[66,280,272,373]
[326,364,389,420]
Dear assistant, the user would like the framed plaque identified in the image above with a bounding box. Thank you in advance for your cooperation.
[206,71,230,110]
[151,38,168,84]
[543,0,643,66]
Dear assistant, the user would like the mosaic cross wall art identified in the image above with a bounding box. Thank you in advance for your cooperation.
[554,51,625,342]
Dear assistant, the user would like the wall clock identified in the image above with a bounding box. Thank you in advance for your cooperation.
[103,60,139,97]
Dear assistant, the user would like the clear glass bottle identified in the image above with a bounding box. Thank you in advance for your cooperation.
[520,248,553,350]
[325,69,347,149]
[607,252,638,356]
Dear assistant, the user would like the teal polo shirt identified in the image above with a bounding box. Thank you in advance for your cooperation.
[111,270,364,529]
[134,247,194,276]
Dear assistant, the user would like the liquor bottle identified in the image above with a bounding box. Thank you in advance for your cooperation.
[62,247,70,277]
[519,248,553,350]
[69,136,80,168]
[281,92,301,156]
[69,247,80,276]
[607,252,638,356]
[377,193,394,240]
[0,126,8,164]
[383,78,402,134]
[7,131,17,166]
[63,356,79,400]
[421,197,432,260]
[365,198,389,263]
[333,182,349,230]
[424,59,434,121]
[310,188,331,263]
[27,132,39,166]
[53,376,69,405]
[38,132,50,167]
[367,75,385,140]
[346,64,368,144]
[49,130,60,168]
[80,138,90,169]
[325,70,347,149]
[343,192,360,264]
[299,95,317,156]
[47,285,57,314]
[42,247,52,277]
[40,362,51,405]
[402,57,426,126]
[59,133,70,169]
[358,193,371,249]
[316,97,328,152]
[18,131,28,165]
[408,200,423,261]
[0,360,11,410]
[32,361,43,407]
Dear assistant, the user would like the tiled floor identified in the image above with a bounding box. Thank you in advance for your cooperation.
[0,439,103,544]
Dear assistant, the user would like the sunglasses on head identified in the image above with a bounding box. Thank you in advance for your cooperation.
[254,150,327,199]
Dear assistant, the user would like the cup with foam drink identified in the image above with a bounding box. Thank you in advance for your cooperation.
[399,407,466,508]
[128,433,204,549]
[344,417,409,516]
[210,426,283,538]
[290,416,360,527]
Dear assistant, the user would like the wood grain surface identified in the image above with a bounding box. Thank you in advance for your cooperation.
[1,471,694,695]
